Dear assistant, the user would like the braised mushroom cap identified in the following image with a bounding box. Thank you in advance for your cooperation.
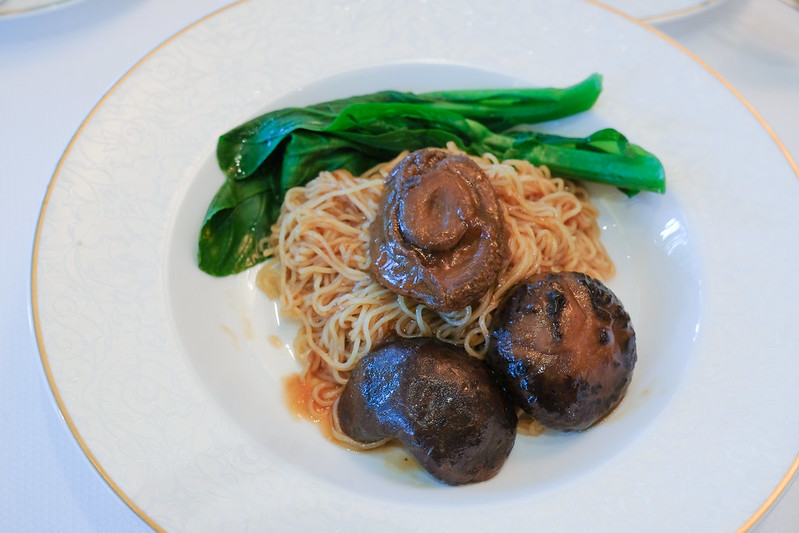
[336,337,517,485]
[369,149,508,312]
[487,271,636,431]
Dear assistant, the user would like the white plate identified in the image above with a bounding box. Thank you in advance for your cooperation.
[601,0,726,23]
[32,0,799,531]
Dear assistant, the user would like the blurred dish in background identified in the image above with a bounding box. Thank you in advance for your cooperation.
[0,0,85,18]
[600,0,726,23]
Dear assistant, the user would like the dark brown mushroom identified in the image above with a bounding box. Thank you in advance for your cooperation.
[369,149,508,312]
[487,272,636,431]
[336,337,517,485]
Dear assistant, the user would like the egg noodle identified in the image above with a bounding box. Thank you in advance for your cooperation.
[256,143,614,438]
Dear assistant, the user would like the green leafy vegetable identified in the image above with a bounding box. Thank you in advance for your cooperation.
[199,73,665,276]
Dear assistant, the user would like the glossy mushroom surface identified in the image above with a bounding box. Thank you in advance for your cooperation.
[336,337,517,485]
[369,149,508,312]
[488,271,636,431]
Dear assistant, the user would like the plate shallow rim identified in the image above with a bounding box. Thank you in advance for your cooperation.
[29,0,799,531]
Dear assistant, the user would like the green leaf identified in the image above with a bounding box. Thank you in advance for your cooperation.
[198,160,283,276]
[215,75,603,181]
[419,73,603,131]
[499,128,665,193]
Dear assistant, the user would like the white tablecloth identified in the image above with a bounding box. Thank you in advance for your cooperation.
[1,0,797,530]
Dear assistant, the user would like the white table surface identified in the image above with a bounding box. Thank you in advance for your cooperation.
[2,0,797,531]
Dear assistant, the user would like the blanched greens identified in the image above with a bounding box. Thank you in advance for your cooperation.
[199,73,665,276]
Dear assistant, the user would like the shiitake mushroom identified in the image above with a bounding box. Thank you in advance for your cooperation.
[336,337,517,485]
[487,271,637,431]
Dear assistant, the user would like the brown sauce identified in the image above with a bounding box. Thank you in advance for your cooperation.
[267,334,284,349]
[282,372,422,475]
[282,373,365,450]
[283,374,331,424]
